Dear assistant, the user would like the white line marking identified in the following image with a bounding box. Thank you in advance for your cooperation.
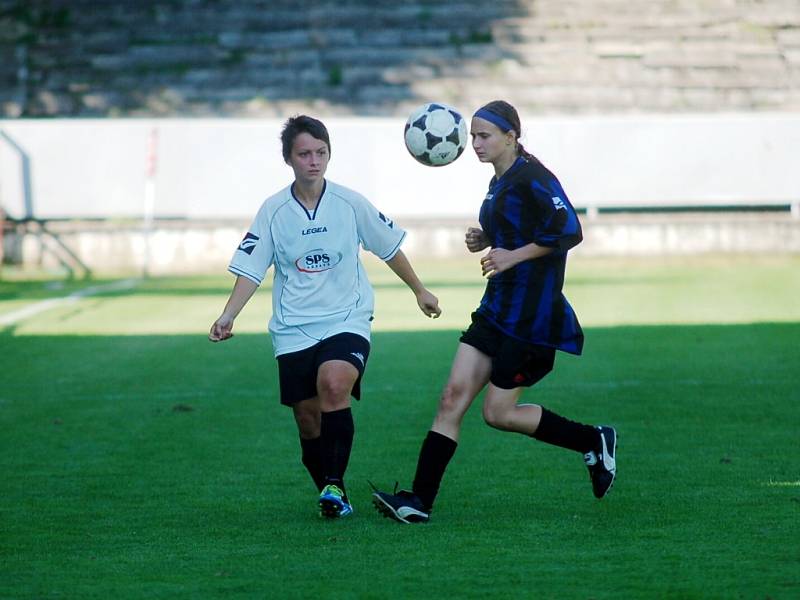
[0,279,139,326]
[764,480,800,488]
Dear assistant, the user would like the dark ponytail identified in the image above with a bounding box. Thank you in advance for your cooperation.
[477,100,536,162]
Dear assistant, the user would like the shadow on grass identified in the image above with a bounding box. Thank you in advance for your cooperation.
[2,322,797,435]
[1,322,798,597]
[0,272,679,302]
[2,321,798,395]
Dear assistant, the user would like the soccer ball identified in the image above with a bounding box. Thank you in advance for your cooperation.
[404,102,468,167]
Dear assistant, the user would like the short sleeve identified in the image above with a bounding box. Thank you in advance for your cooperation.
[528,179,582,251]
[349,192,406,260]
[228,202,275,285]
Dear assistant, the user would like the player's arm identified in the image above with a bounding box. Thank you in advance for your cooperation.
[480,243,554,278]
[385,250,442,319]
[209,275,258,342]
[531,180,582,252]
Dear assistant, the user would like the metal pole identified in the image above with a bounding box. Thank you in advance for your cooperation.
[143,126,158,277]
[0,129,34,219]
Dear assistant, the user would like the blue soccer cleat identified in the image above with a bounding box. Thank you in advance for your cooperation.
[319,484,353,518]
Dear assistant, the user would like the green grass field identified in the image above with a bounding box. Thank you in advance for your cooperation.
[1,255,799,599]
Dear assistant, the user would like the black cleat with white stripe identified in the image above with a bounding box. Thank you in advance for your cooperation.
[584,426,617,498]
[372,488,430,524]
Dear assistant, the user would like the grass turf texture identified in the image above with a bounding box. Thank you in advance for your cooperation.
[1,255,799,598]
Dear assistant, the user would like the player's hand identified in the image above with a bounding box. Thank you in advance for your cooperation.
[480,248,518,278]
[417,289,442,319]
[209,315,235,342]
[465,227,489,253]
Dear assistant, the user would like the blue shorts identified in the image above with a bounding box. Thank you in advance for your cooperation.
[459,312,555,390]
[276,332,370,405]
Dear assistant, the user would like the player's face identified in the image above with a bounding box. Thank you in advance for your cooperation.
[287,132,330,184]
[470,117,515,164]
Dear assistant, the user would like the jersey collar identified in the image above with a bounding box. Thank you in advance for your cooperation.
[291,179,327,220]
[490,156,526,188]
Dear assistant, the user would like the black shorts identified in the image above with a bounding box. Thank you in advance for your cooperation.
[459,312,555,390]
[276,332,370,406]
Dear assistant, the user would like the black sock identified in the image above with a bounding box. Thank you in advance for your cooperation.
[412,430,457,511]
[320,407,354,496]
[532,407,597,454]
[300,436,325,492]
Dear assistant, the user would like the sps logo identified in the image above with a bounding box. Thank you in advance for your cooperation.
[295,249,343,273]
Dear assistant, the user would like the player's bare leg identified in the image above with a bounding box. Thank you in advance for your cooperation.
[373,344,492,523]
[317,360,357,413]
[430,343,492,441]
[292,396,321,438]
[483,384,617,500]
[292,397,324,491]
[481,385,541,434]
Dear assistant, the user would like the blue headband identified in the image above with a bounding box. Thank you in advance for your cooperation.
[473,108,514,133]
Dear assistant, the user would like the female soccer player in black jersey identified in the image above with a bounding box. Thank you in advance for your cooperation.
[373,100,617,524]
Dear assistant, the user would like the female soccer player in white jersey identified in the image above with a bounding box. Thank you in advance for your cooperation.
[209,115,441,518]
[372,100,617,524]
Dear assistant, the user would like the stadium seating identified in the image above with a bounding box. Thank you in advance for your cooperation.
[1,0,799,117]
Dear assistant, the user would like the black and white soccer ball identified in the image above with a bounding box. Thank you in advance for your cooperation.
[403,102,468,167]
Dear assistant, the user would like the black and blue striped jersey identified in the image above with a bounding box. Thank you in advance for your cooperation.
[476,156,584,355]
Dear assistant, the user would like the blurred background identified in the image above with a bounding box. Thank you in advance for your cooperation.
[1,0,799,277]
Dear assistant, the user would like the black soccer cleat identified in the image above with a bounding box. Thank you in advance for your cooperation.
[372,488,430,524]
[584,426,617,499]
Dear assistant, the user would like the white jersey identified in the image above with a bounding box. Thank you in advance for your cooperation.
[229,179,406,357]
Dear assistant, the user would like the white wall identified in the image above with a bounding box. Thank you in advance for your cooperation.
[1,113,799,220]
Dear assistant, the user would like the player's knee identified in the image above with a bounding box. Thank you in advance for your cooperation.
[294,408,320,438]
[317,374,354,408]
[296,420,320,439]
[482,402,511,431]
[300,425,319,438]
[438,382,465,415]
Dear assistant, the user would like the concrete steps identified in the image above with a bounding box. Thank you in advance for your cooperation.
[1,0,798,117]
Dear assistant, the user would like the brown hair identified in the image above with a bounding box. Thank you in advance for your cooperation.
[280,115,331,163]
[477,100,535,161]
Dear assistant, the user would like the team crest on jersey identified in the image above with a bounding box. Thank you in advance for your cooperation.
[378,212,394,229]
[551,196,566,211]
[295,248,343,273]
[237,232,259,255]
